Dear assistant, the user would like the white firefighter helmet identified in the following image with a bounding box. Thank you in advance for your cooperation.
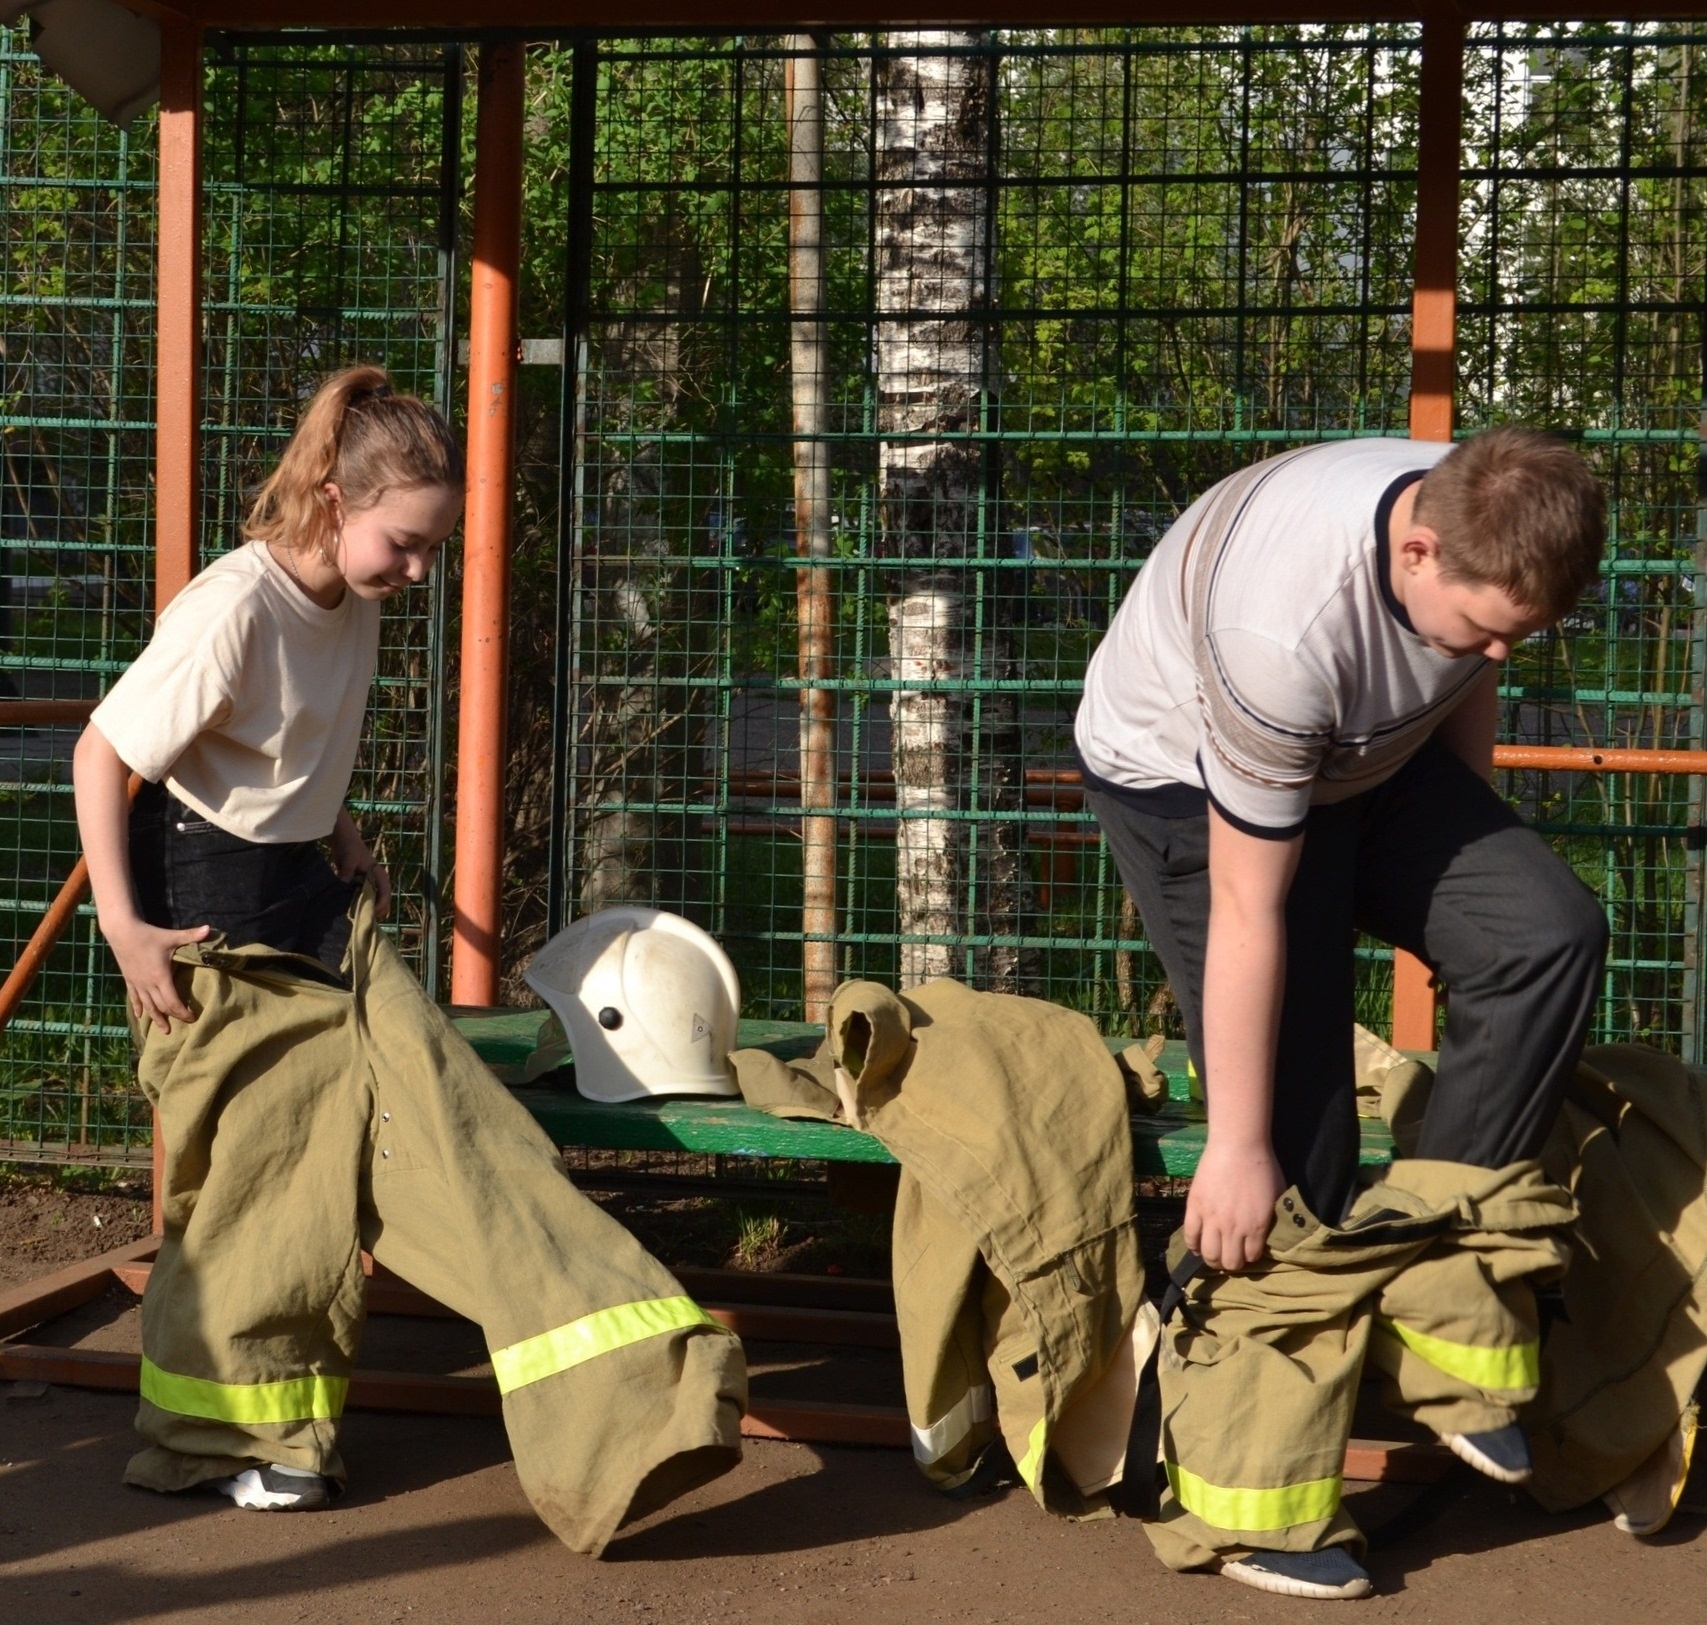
[523,907,742,1103]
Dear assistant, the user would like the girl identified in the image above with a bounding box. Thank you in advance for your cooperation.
[75,366,462,1030]
[71,367,743,1542]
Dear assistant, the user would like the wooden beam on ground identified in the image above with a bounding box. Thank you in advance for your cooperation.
[0,1237,161,1340]
[0,1334,1454,1477]
[743,1398,910,1448]
[0,1345,144,1390]
[1343,1439,1454,1484]
[111,1258,903,1347]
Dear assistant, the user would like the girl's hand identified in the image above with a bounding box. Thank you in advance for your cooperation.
[330,809,392,920]
[105,915,210,1033]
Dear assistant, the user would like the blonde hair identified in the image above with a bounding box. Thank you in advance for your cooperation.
[1414,427,1605,622]
[243,366,464,563]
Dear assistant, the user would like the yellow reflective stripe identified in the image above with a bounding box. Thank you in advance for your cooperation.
[490,1295,716,1396]
[1375,1314,1539,1392]
[1166,1460,1342,1532]
[1015,1416,1049,1490]
[140,1357,346,1424]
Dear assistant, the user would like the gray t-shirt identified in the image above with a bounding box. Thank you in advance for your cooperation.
[1074,438,1484,836]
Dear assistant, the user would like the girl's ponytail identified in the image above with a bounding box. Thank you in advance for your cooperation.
[243,366,463,562]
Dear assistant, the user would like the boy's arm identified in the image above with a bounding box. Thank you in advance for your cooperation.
[72,722,207,1032]
[1432,664,1498,775]
[1186,806,1302,1270]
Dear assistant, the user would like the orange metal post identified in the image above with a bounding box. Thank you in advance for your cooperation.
[1393,10,1465,1050]
[1407,10,1462,448]
[451,43,525,1005]
[153,22,208,1227]
[156,23,204,614]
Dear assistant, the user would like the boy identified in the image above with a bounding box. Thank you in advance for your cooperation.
[1076,429,1608,1598]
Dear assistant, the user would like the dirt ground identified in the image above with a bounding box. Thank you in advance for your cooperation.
[0,1175,154,1290]
[3,1174,1704,1625]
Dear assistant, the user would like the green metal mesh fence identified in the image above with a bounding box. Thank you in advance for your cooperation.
[551,27,1427,1036]
[0,32,458,1166]
[1459,24,1707,1051]
[0,31,157,1164]
[547,25,1706,1054]
[2,23,1705,1170]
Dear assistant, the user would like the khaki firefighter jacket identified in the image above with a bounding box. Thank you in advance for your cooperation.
[733,977,1154,1516]
[131,885,746,1556]
[1521,1045,1707,1512]
[1151,1158,1574,1570]
[1369,1038,1707,1518]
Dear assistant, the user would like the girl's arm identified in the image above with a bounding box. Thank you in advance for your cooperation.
[71,722,209,1032]
[329,805,392,920]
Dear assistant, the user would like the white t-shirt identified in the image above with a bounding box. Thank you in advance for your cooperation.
[91,541,382,843]
[1075,438,1486,836]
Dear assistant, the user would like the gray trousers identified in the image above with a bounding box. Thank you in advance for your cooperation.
[1085,739,1608,1221]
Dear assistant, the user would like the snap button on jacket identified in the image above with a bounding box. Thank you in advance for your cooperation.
[128,886,747,1556]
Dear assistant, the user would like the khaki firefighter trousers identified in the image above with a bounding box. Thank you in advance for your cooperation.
[127,888,747,1556]
[1150,1159,1573,1569]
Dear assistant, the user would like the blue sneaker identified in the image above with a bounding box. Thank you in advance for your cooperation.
[1222,1547,1375,1600]
[1442,1423,1533,1484]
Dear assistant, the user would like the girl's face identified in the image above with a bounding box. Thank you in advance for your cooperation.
[327,481,463,601]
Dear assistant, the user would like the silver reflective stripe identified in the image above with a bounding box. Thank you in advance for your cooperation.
[910,1383,994,1465]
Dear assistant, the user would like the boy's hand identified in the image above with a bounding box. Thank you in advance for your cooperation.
[1183,1139,1285,1271]
[330,810,392,920]
[104,915,210,1033]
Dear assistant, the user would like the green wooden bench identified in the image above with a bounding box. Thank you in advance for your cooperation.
[452,1009,1395,1178]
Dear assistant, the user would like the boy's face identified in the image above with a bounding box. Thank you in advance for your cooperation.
[1395,531,1548,661]
[1407,565,1545,661]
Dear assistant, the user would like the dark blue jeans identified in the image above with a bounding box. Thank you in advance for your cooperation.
[128,779,356,976]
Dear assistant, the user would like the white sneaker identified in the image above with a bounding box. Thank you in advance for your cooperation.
[207,1463,333,1512]
[1604,1403,1699,1538]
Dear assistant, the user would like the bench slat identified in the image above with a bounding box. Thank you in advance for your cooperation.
[451,1008,1394,1177]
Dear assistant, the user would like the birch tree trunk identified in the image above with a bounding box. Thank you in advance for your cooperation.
[876,31,1032,990]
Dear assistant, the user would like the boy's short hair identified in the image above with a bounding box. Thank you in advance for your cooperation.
[1413,427,1606,622]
